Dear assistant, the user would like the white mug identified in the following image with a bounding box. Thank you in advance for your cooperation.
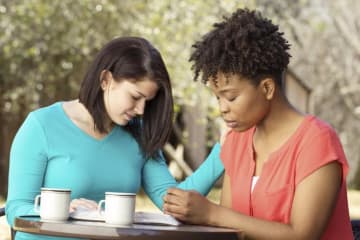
[98,192,136,226]
[34,188,71,221]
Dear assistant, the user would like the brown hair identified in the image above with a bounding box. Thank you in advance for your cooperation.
[79,37,173,159]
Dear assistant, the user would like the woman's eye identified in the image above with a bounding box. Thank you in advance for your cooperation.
[132,95,141,101]
[227,96,237,102]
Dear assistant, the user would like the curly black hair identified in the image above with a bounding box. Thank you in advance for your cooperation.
[190,8,291,86]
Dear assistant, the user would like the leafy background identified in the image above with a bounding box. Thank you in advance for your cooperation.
[1,0,360,238]
[1,0,359,197]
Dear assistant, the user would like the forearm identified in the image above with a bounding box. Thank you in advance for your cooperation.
[6,156,43,226]
[177,143,224,194]
[6,113,47,226]
[5,200,36,226]
[144,143,224,209]
[208,204,317,240]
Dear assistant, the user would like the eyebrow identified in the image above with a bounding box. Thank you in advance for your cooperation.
[136,91,147,98]
[218,88,237,94]
[136,90,156,101]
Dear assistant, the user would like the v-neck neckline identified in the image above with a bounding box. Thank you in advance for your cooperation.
[250,115,313,173]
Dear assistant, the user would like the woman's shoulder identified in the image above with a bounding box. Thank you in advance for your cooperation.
[294,115,345,160]
[30,102,63,118]
[301,115,339,139]
[23,102,64,128]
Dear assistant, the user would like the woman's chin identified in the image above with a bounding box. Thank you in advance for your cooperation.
[112,118,129,126]
[232,124,253,132]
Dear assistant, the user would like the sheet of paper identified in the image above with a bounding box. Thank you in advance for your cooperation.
[70,207,181,226]
[134,211,181,226]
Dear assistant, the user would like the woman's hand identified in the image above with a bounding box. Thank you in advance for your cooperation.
[163,188,216,225]
[70,198,98,213]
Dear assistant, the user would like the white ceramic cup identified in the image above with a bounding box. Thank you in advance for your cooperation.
[98,192,136,226]
[34,188,71,221]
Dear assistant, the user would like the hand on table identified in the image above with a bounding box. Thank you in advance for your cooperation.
[163,188,216,225]
[70,198,98,213]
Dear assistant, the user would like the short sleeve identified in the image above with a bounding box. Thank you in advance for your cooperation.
[295,127,348,185]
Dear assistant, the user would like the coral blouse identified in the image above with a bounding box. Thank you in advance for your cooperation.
[221,115,353,239]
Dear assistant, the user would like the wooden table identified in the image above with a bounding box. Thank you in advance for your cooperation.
[14,216,240,240]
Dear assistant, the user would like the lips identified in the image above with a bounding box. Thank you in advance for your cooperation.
[124,112,135,121]
[224,119,238,128]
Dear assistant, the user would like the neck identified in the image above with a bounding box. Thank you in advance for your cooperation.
[77,100,113,133]
[255,94,304,140]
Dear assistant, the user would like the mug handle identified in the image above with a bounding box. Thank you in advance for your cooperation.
[34,194,41,213]
[98,200,105,215]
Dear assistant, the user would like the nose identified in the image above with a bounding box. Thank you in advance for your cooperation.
[219,98,230,114]
[134,99,145,116]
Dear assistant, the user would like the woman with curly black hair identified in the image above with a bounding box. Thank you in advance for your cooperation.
[164,9,353,239]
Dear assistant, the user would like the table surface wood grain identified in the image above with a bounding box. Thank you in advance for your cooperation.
[14,216,240,240]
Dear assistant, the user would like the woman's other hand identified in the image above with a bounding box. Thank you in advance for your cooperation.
[70,198,98,213]
[163,188,216,225]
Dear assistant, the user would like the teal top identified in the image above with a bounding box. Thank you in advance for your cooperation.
[6,102,224,240]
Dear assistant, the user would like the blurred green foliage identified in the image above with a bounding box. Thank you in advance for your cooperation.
[0,0,249,123]
[0,0,248,196]
[5,0,356,195]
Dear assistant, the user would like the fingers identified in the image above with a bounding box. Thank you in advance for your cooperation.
[163,189,187,216]
[164,191,186,206]
[164,188,203,206]
[70,198,98,212]
[165,211,187,222]
[166,187,186,196]
[163,188,214,225]
[163,203,186,216]
[163,188,202,220]
[166,188,199,200]
[163,201,195,223]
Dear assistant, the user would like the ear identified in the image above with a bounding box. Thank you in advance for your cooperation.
[100,70,113,90]
[259,78,275,100]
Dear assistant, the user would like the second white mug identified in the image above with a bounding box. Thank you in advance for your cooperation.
[98,192,136,226]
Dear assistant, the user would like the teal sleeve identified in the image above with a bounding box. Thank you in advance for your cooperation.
[5,113,47,226]
[142,143,224,209]
[6,114,83,240]
[176,143,224,192]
